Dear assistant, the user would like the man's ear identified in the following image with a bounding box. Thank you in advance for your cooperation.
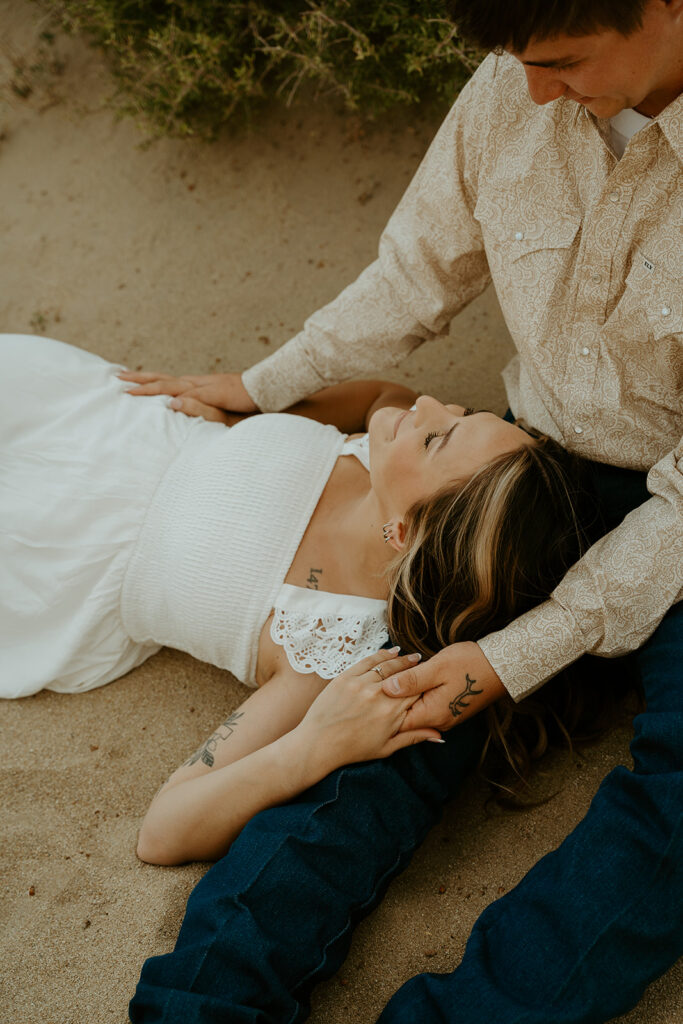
[383,519,406,552]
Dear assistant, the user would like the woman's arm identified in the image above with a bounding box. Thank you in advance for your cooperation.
[120,373,417,433]
[282,379,417,433]
[136,649,435,865]
[136,668,326,865]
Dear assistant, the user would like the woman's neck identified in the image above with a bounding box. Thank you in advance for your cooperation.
[332,486,395,598]
[284,453,395,600]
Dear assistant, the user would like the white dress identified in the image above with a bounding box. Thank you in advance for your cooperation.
[0,335,388,698]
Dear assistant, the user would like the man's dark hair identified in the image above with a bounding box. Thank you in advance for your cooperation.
[447,0,649,53]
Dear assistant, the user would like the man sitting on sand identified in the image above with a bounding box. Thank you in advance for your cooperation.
[128,1,683,1021]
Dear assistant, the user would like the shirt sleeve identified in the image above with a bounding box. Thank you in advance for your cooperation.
[478,438,683,701]
[242,56,500,412]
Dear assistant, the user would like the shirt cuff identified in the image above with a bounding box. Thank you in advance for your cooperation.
[477,599,589,702]
[242,338,328,412]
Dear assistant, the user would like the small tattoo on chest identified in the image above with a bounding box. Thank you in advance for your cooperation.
[306,567,323,590]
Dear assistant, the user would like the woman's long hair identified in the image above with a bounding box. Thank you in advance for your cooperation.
[386,429,636,794]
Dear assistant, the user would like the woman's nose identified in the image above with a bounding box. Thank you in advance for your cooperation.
[414,395,443,421]
[415,396,468,420]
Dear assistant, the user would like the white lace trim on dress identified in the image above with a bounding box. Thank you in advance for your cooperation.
[270,583,389,679]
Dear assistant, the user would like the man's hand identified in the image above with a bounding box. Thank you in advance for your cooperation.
[382,641,506,732]
[117,370,259,417]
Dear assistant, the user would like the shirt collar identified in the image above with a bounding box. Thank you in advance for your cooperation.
[587,92,683,163]
[654,91,683,162]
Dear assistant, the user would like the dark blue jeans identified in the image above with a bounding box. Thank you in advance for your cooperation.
[129,463,683,1024]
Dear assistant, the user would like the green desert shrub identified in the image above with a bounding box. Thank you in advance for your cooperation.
[37,0,482,137]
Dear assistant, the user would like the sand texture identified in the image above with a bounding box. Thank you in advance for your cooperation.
[1,4,681,1022]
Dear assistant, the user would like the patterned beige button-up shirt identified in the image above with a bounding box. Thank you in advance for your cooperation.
[243,53,683,701]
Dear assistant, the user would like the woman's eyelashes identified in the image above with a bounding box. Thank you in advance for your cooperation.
[422,407,477,449]
[423,430,446,450]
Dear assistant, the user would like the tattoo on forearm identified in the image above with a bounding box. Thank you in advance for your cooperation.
[306,567,323,590]
[448,674,484,719]
[183,711,245,768]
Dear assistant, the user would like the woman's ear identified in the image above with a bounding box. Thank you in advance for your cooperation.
[382,519,406,552]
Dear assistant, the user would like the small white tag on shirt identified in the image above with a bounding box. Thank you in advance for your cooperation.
[643,258,655,273]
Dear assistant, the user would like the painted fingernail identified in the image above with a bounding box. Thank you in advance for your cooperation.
[169,398,182,410]
[387,677,401,694]
[387,645,400,654]
[407,652,421,663]
[427,737,446,744]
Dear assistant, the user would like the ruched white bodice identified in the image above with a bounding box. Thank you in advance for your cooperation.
[120,414,345,685]
[1,335,388,697]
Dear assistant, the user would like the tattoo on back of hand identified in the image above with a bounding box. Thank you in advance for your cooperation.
[183,711,244,768]
[448,674,483,719]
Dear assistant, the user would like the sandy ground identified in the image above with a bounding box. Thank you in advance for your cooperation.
[1,4,681,1022]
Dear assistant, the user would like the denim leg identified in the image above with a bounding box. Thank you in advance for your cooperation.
[129,718,484,1023]
[378,601,683,1024]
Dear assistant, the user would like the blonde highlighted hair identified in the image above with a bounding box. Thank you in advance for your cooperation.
[386,428,631,790]
[387,429,591,657]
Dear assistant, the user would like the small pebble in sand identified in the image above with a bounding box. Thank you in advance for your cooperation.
[28,886,35,896]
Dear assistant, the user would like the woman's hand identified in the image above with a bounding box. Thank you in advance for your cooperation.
[118,370,259,420]
[294,648,444,776]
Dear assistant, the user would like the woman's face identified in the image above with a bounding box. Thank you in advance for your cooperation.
[368,396,532,518]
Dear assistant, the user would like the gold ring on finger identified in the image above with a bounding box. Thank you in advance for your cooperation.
[374,665,385,680]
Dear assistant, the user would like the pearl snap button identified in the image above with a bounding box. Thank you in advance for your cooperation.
[581,347,590,356]
[514,231,524,240]
[661,306,671,316]
[591,273,602,283]
[574,425,584,434]
[609,191,619,202]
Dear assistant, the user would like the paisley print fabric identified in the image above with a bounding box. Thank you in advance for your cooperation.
[242,53,682,700]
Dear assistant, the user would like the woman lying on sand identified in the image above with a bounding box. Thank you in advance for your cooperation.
[2,333,592,864]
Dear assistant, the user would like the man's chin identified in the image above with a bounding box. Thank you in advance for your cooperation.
[574,96,628,118]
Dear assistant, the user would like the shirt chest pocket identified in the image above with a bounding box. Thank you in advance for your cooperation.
[622,254,682,341]
[473,190,581,341]
[612,252,683,406]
